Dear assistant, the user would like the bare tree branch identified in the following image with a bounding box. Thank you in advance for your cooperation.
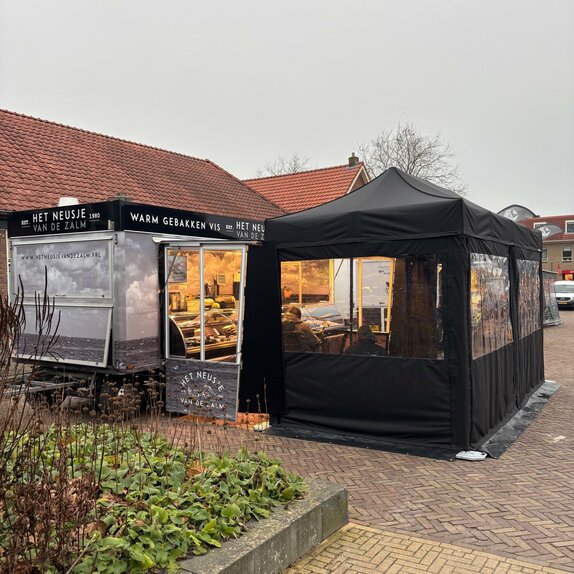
[255,153,311,177]
[359,123,467,195]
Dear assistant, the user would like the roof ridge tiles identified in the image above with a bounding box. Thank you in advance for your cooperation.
[528,214,574,220]
[244,162,364,183]
[0,108,208,164]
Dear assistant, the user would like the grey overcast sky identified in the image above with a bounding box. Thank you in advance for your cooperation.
[1,0,573,216]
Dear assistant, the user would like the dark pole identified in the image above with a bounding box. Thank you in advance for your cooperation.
[349,257,354,344]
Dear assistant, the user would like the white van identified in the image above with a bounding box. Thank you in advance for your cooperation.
[555,280,574,309]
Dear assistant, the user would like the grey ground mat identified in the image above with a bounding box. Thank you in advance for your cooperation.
[265,420,458,461]
[481,380,560,458]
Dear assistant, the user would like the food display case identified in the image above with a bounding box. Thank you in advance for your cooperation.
[169,309,239,361]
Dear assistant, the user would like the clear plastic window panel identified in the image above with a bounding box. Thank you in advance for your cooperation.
[470,253,513,359]
[281,260,330,305]
[516,259,541,338]
[280,255,443,359]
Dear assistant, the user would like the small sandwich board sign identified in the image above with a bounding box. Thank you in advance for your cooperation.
[165,359,239,421]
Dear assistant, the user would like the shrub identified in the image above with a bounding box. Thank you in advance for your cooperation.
[0,274,305,574]
[1,423,305,573]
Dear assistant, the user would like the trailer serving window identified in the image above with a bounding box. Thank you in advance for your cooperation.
[165,245,246,362]
[163,242,248,420]
[10,235,114,367]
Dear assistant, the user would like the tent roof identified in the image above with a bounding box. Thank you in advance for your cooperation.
[266,167,540,251]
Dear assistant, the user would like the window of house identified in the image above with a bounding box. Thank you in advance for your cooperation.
[563,246,573,262]
[542,248,548,262]
[565,220,574,234]
[533,222,547,230]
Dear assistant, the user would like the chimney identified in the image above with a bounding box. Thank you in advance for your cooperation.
[348,152,359,167]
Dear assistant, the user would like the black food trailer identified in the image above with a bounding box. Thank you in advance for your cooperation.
[7,200,266,419]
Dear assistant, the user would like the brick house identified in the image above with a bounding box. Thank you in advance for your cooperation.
[522,215,574,280]
[0,110,284,296]
[243,153,369,213]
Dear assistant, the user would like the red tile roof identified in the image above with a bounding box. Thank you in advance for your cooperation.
[521,215,574,241]
[244,163,368,213]
[0,110,284,220]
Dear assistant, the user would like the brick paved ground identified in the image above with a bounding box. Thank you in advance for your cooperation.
[169,310,574,572]
[285,524,572,574]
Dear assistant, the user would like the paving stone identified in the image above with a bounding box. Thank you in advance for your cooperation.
[159,311,574,573]
[284,525,574,574]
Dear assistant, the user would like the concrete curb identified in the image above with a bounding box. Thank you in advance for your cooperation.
[178,480,348,574]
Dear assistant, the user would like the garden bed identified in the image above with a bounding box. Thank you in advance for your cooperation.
[0,423,307,573]
[182,479,348,574]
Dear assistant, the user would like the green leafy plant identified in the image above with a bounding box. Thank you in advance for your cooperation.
[0,424,306,573]
[1,275,298,573]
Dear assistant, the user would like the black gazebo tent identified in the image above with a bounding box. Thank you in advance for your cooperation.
[240,168,544,452]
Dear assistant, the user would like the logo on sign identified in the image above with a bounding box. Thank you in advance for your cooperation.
[179,370,226,410]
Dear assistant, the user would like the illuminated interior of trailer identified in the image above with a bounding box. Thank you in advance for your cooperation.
[166,245,246,363]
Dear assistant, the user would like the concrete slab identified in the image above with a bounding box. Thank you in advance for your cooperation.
[177,480,348,574]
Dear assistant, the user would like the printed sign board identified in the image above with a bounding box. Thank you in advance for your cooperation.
[121,203,265,240]
[18,305,112,367]
[12,239,113,298]
[165,359,239,420]
[8,200,265,241]
[8,203,116,237]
